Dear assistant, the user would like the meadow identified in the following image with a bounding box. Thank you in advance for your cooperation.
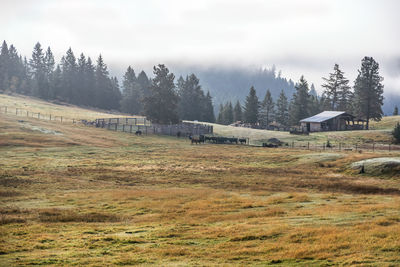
[1,95,400,266]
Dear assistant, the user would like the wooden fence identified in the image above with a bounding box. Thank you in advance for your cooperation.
[94,117,213,136]
[0,106,77,123]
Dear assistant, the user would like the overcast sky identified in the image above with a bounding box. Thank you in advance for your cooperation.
[2,0,399,94]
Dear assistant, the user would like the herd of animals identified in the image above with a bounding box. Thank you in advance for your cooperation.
[188,134,247,145]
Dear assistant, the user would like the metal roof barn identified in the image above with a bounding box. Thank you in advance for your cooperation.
[300,111,347,123]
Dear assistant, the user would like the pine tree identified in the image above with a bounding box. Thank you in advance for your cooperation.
[177,74,205,121]
[217,103,224,124]
[322,64,351,111]
[29,42,48,99]
[224,101,234,125]
[60,48,78,102]
[203,91,215,123]
[49,65,62,99]
[353,57,384,129]
[289,76,310,125]
[393,106,398,116]
[137,70,150,97]
[144,64,179,124]
[0,41,10,91]
[110,76,122,110]
[85,57,96,106]
[393,122,400,143]
[121,66,143,115]
[233,100,242,122]
[275,90,289,126]
[259,89,274,127]
[243,86,259,124]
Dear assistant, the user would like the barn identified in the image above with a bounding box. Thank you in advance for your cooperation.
[300,111,365,132]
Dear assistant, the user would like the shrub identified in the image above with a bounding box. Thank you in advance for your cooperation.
[393,122,400,143]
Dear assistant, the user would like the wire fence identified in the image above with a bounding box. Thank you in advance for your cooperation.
[0,106,79,123]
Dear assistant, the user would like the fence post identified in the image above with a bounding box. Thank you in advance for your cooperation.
[61,116,63,123]
[16,108,18,115]
[292,141,294,148]
[307,142,309,150]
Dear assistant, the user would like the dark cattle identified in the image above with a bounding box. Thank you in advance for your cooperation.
[239,138,246,144]
[135,130,142,136]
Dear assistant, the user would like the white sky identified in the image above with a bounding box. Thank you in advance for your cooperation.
[1,0,400,93]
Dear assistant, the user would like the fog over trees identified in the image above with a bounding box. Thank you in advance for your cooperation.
[0,40,387,127]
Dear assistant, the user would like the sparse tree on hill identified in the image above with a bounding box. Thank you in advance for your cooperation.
[393,122,400,143]
[217,103,224,124]
[243,86,259,124]
[233,100,242,122]
[394,106,399,116]
[30,42,49,99]
[144,64,179,124]
[353,57,384,130]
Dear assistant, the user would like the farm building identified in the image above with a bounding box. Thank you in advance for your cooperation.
[300,111,365,132]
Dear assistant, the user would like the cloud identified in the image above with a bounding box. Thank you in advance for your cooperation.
[1,0,399,93]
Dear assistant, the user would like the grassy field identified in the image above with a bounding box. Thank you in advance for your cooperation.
[1,95,400,266]
[0,93,134,120]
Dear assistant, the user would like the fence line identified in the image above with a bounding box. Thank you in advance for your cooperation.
[1,105,397,151]
[0,105,77,124]
[256,140,400,152]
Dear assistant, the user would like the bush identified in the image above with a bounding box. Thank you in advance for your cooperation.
[393,122,400,143]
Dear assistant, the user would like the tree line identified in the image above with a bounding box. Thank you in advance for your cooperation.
[217,58,386,130]
[0,41,215,124]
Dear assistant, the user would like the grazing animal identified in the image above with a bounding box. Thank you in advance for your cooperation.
[135,130,142,136]
[189,135,202,144]
[176,131,181,138]
[239,138,246,144]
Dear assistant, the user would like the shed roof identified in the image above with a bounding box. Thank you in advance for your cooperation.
[300,111,352,123]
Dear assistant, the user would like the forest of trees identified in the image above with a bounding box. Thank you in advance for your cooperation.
[0,41,215,124]
[0,41,386,128]
[216,58,385,129]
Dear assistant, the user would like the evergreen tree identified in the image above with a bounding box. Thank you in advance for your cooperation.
[60,48,78,102]
[217,103,224,124]
[289,76,310,125]
[203,91,215,123]
[353,57,384,129]
[275,90,289,126]
[144,64,179,124]
[309,83,317,97]
[49,65,62,99]
[110,76,122,110]
[121,66,143,115]
[76,53,88,104]
[233,100,243,122]
[322,64,351,111]
[393,122,400,143]
[29,42,48,99]
[259,89,274,127]
[393,106,398,116]
[0,41,10,91]
[85,57,96,106]
[177,74,205,121]
[137,70,150,97]
[224,101,234,125]
[243,86,259,124]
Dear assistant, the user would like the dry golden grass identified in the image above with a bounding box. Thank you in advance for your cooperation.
[1,96,400,266]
